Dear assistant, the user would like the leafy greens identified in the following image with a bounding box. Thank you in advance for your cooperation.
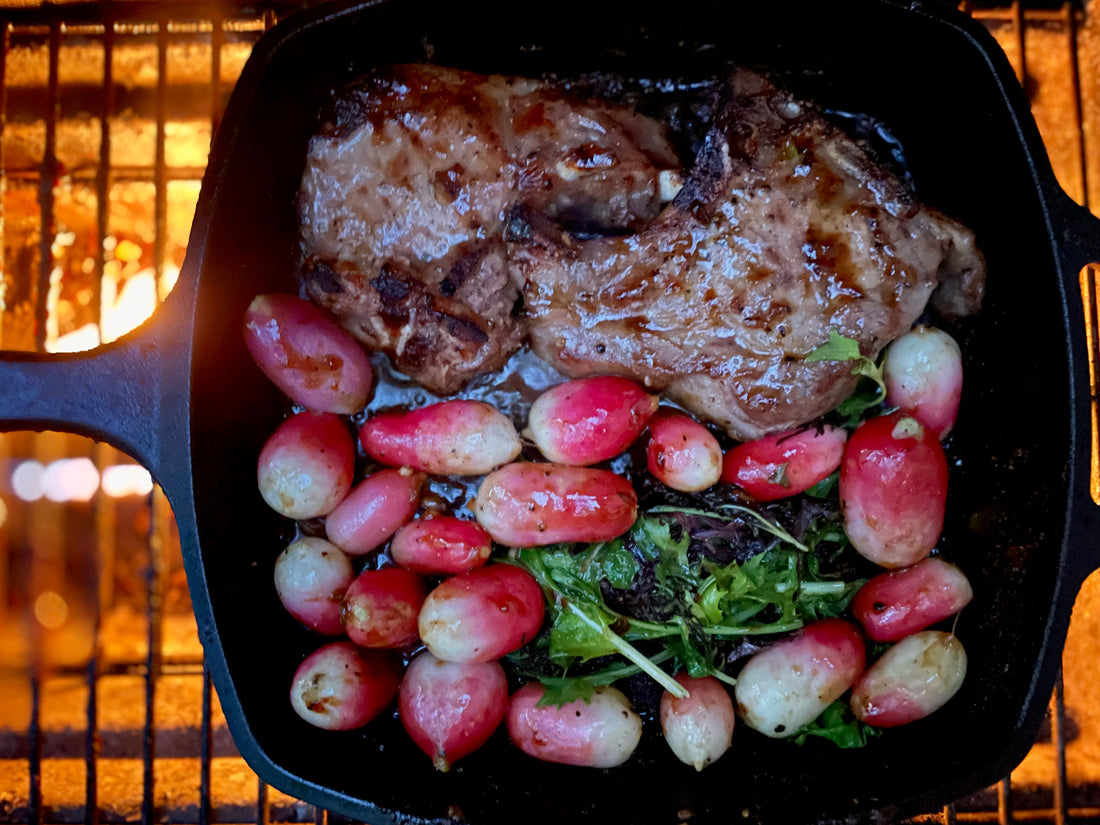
[806,329,889,424]
[508,505,865,704]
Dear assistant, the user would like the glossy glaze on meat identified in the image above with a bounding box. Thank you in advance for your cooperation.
[298,64,680,395]
[507,67,985,440]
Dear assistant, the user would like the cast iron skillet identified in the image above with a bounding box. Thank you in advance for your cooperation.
[3,0,1100,821]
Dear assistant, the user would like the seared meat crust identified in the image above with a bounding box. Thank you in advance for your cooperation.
[299,64,679,394]
[508,67,985,440]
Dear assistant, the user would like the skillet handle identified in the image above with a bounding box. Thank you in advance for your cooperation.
[0,286,193,486]
[1052,192,1100,585]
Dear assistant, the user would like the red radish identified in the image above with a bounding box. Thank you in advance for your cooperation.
[507,683,642,768]
[524,376,658,465]
[325,468,425,556]
[399,652,509,771]
[243,293,372,414]
[289,641,401,731]
[273,537,353,635]
[660,674,735,771]
[257,411,354,519]
[390,517,493,575]
[418,563,545,663]
[851,558,973,642]
[721,425,847,502]
[851,631,967,727]
[360,400,521,476]
[646,410,723,492]
[473,462,637,547]
[884,326,963,438]
[733,618,865,739]
[840,412,948,568]
[342,566,426,649]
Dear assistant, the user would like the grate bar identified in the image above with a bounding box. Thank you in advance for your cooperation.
[0,2,301,28]
[1012,0,1030,86]
[94,15,115,347]
[82,656,98,825]
[141,492,168,825]
[34,17,59,352]
[0,21,7,351]
[7,166,214,183]
[1050,677,1068,825]
[199,663,213,825]
[997,778,1012,824]
[153,11,168,292]
[257,777,269,825]
[1065,2,1090,209]
[28,672,42,825]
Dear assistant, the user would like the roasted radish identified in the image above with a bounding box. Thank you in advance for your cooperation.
[646,410,723,492]
[289,641,401,731]
[507,683,643,768]
[851,558,973,642]
[418,563,545,663]
[257,411,354,519]
[660,674,735,771]
[273,537,353,636]
[390,517,493,575]
[360,400,521,476]
[850,631,967,727]
[244,293,372,414]
[473,462,637,546]
[525,376,658,466]
[399,652,509,771]
[342,566,426,649]
[734,618,865,739]
[840,412,948,568]
[884,326,963,438]
[325,468,425,556]
[721,425,847,502]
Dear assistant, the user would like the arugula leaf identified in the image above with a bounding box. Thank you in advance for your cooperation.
[549,610,618,662]
[804,470,839,499]
[805,329,862,362]
[835,375,887,424]
[513,546,688,697]
[805,330,888,425]
[533,650,678,706]
[793,699,881,749]
[797,580,864,621]
[536,677,598,706]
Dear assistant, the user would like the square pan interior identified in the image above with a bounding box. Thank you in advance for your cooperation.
[180,0,1078,822]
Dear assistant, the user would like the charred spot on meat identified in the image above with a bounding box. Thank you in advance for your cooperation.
[298,63,681,395]
[507,67,985,440]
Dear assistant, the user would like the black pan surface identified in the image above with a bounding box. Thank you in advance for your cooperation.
[3,0,1100,822]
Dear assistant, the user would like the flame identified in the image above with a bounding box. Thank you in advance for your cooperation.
[47,265,161,352]
[101,267,158,344]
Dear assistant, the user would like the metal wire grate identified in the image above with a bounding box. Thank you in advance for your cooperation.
[0,7,320,824]
[0,2,1098,824]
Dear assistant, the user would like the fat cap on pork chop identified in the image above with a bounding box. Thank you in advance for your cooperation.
[506,67,985,440]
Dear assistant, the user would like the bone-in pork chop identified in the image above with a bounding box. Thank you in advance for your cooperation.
[298,63,680,395]
[507,67,985,440]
